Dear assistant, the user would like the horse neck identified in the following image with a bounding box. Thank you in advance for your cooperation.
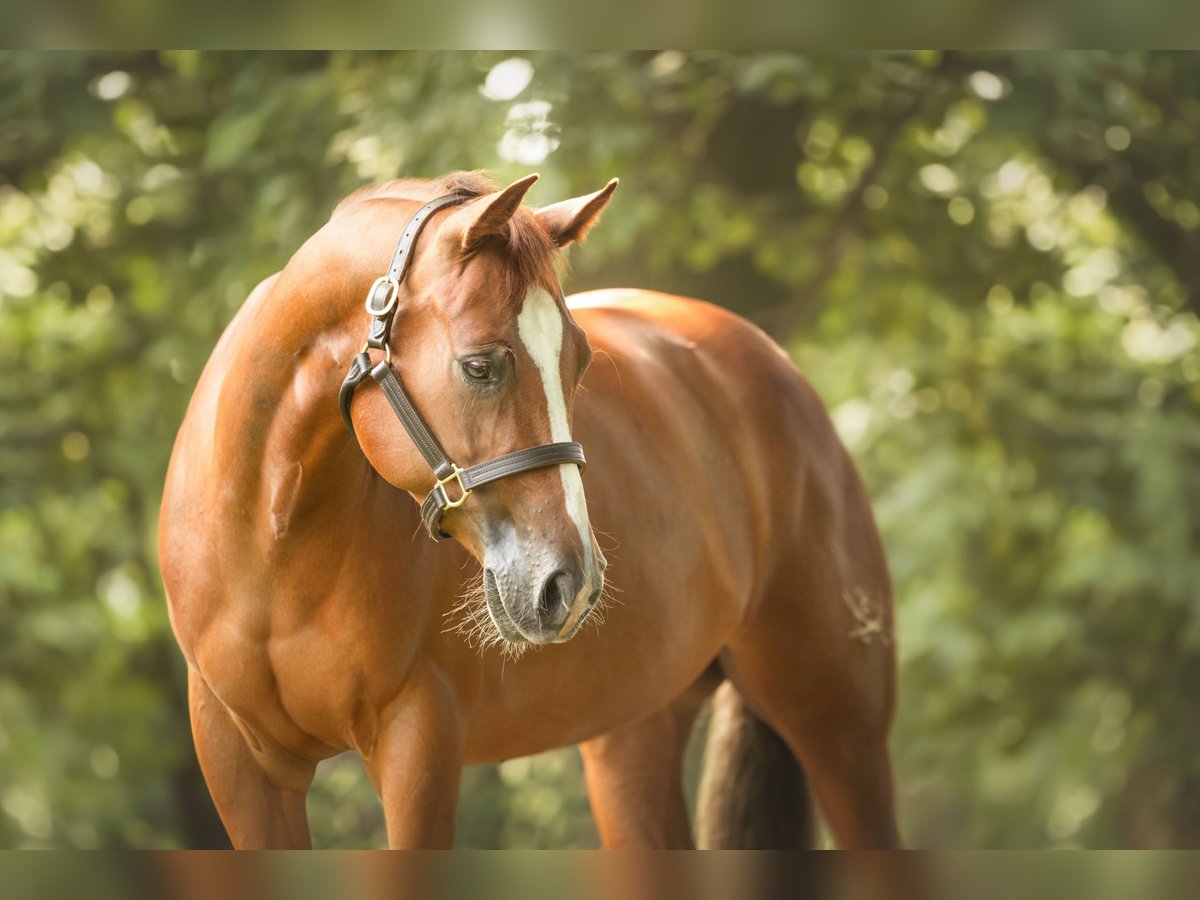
[197,269,444,636]
[212,273,378,550]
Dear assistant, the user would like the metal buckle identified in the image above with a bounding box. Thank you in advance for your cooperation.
[432,465,472,510]
[364,276,400,317]
[360,339,391,365]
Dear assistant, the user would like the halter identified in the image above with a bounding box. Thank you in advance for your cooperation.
[338,193,587,541]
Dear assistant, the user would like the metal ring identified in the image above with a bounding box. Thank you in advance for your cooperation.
[358,339,392,365]
[364,276,401,317]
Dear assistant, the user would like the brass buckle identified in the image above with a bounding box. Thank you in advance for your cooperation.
[360,339,392,365]
[364,276,400,317]
[433,465,472,510]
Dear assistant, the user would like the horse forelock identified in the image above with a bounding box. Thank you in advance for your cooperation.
[333,171,562,304]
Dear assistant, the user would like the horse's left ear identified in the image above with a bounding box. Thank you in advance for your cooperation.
[443,173,541,253]
[536,178,619,247]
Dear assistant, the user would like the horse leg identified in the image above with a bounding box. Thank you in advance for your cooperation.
[362,666,462,849]
[722,571,901,849]
[187,670,314,849]
[782,705,899,851]
[579,668,717,848]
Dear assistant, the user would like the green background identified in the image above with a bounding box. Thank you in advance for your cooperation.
[1,51,1198,848]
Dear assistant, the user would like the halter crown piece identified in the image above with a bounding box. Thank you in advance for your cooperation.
[338,193,587,541]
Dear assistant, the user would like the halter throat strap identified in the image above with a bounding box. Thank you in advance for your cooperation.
[338,192,587,541]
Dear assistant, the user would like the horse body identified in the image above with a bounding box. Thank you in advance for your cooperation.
[160,175,898,849]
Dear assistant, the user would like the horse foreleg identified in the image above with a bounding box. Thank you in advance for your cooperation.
[363,666,462,849]
[579,670,716,848]
[188,670,314,849]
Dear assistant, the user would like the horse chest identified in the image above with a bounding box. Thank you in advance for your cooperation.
[191,598,382,756]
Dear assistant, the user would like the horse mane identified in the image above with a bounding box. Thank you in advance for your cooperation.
[333,171,562,297]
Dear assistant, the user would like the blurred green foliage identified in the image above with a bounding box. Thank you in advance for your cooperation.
[0,51,1198,848]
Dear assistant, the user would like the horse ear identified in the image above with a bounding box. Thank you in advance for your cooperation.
[535,178,619,247]
[443,174,540,252]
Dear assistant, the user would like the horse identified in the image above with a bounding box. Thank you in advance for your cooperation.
[158,170,900,849]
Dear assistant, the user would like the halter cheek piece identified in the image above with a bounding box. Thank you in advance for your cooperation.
[338,192,586,541]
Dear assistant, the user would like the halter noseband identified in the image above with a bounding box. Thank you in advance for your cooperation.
[338,192,586,541]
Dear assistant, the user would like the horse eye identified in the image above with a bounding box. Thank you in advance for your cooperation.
[462,358,494,382]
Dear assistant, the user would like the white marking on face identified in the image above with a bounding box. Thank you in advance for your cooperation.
[516,287,596,636]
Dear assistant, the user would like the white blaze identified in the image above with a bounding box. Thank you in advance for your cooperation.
[516,287,594,635]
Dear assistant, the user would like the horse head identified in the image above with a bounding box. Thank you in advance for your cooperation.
[340,172,617,648]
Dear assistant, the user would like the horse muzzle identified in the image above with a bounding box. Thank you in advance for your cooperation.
[484,553,605,646]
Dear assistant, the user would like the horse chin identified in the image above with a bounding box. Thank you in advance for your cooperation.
[487,598,555,647]
[485,594,565,648]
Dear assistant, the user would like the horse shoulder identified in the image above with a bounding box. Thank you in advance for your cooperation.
[160,273,282,652]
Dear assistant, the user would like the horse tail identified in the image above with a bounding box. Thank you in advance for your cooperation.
[695,680,816,848]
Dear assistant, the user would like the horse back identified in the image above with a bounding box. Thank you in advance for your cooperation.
[568,287,886,614]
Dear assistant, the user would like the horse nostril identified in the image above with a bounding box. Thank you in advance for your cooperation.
[537,570,571,618]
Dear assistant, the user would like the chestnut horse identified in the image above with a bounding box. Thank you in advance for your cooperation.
[159,171,899,849]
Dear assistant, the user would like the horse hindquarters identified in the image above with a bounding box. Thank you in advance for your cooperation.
[714,449,901,849]
[695,681,815,848]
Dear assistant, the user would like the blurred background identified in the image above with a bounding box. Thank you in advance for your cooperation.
[0,51,1198,849]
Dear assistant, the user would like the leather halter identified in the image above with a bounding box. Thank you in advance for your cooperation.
[338,192,587,541]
